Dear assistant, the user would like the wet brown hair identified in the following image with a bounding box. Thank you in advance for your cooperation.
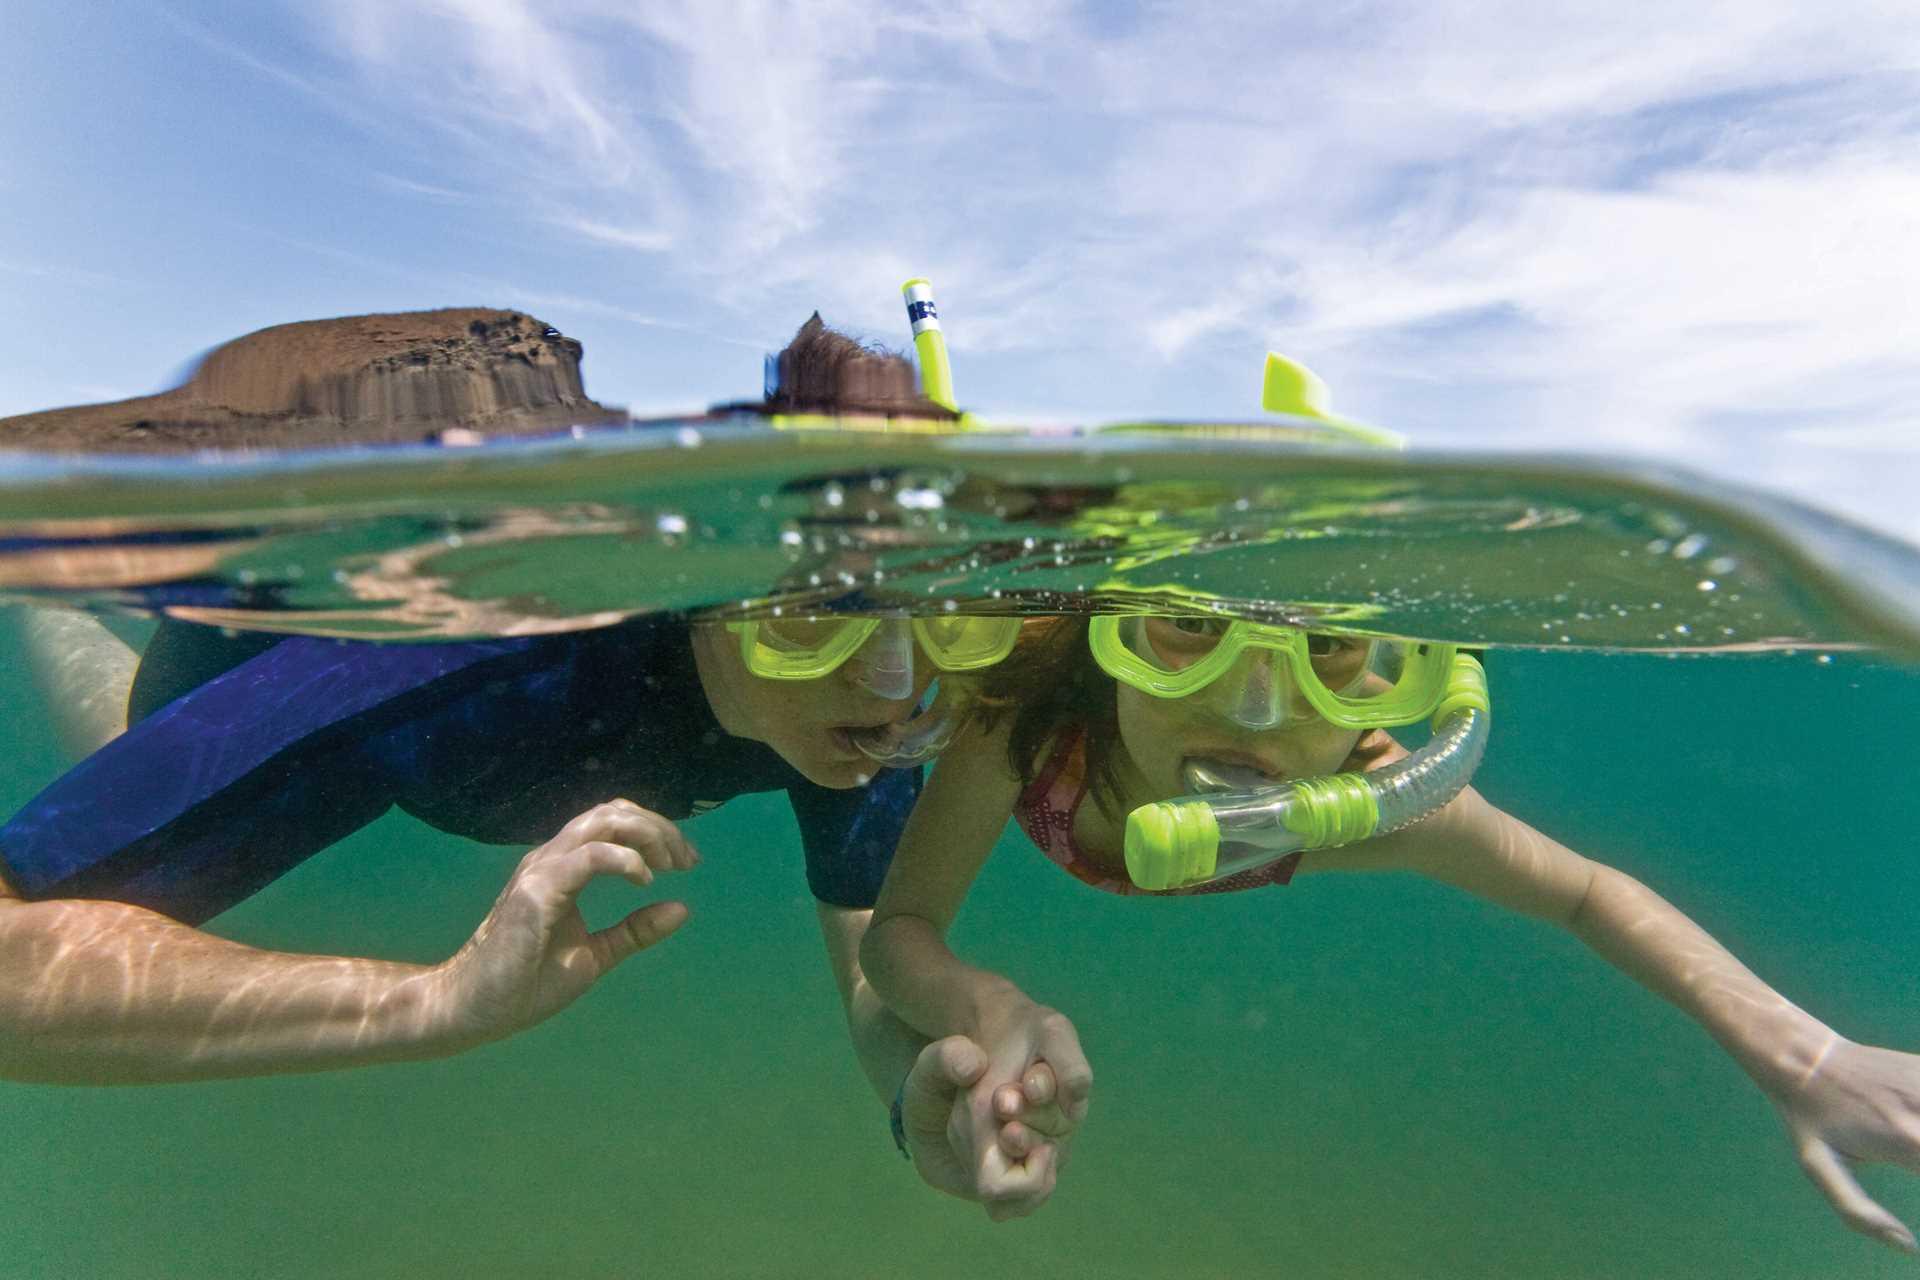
[971,616,1128,817]
[716,313,960,419]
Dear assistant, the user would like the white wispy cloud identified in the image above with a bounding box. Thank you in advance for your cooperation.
[269,0,1920,537]
[548,217,673,253]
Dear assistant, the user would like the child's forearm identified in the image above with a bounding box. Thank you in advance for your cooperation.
[862,913,1033,1043]
[1569,863,1836,1096]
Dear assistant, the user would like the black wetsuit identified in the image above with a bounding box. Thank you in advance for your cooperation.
[0,616,919,924]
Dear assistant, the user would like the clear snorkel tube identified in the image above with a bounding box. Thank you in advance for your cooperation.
[1123,652,1491,890]
[850,678,972,767]
[849,279,973,768]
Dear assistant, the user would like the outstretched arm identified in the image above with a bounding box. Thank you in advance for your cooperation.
[1314,786,1920,1254]
[0,801,691,1085]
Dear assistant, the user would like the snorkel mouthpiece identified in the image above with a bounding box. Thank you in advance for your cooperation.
[1123,654,1491,890]
[1123,802,1221,891]
[849,681,967,768]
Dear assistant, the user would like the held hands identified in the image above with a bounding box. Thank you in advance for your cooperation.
[429,800,696,1046]
[1770,1037,1920,1254]
[903,1003,1092,1221]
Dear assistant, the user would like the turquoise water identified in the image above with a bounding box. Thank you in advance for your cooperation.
[3,426,1919,1276]
[2,622,1917,1277]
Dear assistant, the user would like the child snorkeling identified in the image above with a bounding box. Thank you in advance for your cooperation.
[0,306,1077,1218]
[861,612,1920,1254]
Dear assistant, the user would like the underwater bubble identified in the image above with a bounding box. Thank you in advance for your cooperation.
[674,427,703,448]
[444,533,464,549]
[1646,539,1671,554]
[1697,580,1717,592]
[757,494,774,510]
[1816,654,1835,665]
[1673,534,1708,559]
[898,487,944,510]
[823,483,845,508]
[657,514,689,536]
[1707,556,1738,574]
[779,529,802,547]
[1674,624,1692,636]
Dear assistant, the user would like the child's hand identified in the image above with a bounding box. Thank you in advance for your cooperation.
[952,1002,1094,1220]
[1771,1037,1920,1254]
[899,1038,1073,1214]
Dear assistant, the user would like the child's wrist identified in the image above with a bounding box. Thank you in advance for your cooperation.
[1742,1018,1846,1099]
[968,982,1036,1040]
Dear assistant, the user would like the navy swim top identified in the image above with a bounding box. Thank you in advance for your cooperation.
[0,616,920,924]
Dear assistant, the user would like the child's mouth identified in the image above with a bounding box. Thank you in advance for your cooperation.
[834,719,906,758]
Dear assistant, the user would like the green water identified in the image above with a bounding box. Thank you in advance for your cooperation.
[2,617,1917,1277]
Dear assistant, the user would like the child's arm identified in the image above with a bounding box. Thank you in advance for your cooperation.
[861,718,1093,1218]
[863,718,1038,1037]
[1309,787,1920,1255]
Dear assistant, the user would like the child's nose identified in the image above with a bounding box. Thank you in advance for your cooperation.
[842,620,915,700]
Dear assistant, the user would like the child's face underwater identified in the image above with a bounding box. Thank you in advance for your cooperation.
[722,636,938,789]
[1113,655,1365,799]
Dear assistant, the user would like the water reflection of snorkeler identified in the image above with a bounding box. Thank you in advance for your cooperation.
[865,615,1920,1255]
[0,312,1078,1219]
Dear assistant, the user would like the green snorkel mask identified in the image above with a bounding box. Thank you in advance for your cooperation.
[1115,638,1490,890]
[1090,350,1489,890]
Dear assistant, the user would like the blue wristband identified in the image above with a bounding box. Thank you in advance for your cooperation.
[889,1079,911,1160]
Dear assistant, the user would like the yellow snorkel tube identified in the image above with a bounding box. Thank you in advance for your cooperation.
[901,278,957,412]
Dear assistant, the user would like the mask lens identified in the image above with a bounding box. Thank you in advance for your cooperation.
[914,617,1021,670]
[1304,633,1373,692]
[736,616,875,679]
[760,615,852,653]
[1138,616,1232,672]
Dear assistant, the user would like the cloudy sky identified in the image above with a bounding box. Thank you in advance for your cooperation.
[4,1,1917,541]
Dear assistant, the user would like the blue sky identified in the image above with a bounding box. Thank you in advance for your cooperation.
[4,1,1918,541]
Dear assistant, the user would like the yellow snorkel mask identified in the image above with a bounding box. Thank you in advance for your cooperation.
[1088,614,1459,732]
[1094,606,1492,893]
[1090,358,1489,894]
[727,614,1020,691]
[722,612,1019,768]
[1115,637,1490,892]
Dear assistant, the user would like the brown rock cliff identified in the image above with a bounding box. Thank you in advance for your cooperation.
[0,308,627,452]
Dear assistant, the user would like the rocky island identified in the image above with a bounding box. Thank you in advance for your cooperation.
[0,308,627,452]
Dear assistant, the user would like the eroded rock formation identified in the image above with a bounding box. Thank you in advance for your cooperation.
[0,308,627,452]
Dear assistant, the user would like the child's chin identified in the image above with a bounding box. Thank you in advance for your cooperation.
[804,754,876,790]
